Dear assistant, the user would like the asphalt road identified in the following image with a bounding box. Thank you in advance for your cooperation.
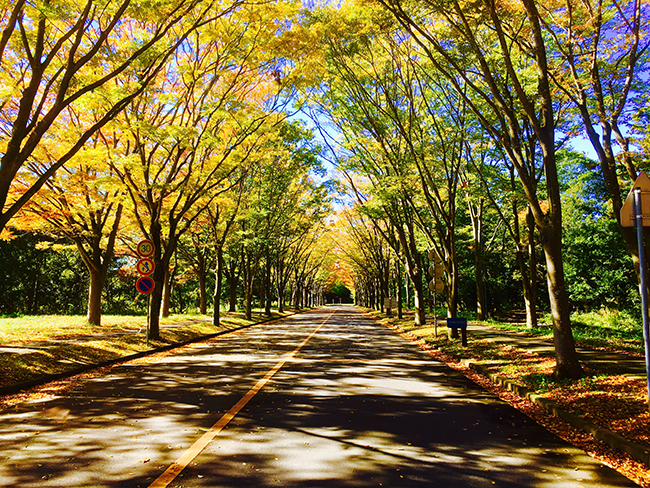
[0,305,637,487]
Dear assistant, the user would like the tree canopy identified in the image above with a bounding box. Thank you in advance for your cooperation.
[1,0,649,379]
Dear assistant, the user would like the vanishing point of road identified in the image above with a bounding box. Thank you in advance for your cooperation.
[0,306,636,487]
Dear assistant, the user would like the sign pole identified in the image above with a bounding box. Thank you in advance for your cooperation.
[633,189,650,411]
[433,283,437,337]
[146,297,151,347]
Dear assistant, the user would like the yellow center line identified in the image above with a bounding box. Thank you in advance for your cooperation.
[148,309,336,488]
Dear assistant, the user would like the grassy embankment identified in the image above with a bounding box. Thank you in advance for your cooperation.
[0,310,291,387]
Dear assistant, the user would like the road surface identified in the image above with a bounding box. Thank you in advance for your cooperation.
[0,305,636,487]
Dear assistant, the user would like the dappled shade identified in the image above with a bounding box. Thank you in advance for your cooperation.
[0,307,634,487]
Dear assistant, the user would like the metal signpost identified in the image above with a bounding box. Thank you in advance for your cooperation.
[620,172,650,411]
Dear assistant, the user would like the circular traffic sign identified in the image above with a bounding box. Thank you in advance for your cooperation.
[136,276,155,295]
[136,258,155,276]
[137,240,154,257]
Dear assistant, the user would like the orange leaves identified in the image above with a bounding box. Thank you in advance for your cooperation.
[544,375,650,448]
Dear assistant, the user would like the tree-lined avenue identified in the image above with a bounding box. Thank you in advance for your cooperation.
[0,306,635,487]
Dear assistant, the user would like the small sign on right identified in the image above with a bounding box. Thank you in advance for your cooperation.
[620,171,650,227]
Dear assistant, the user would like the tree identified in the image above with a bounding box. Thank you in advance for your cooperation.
[236,120,330,319]
[0,0,222,235]
[536,0,650,278]
[559,151,638,311]
[336,206,394,311]
[107,12,287,339]
[463,137,540,328]
[375,0,583,378]
[209,181,245,325]
[8,129,124,325]
[312,12,465,324]
[0,232,87,315]
[177,221,215,316]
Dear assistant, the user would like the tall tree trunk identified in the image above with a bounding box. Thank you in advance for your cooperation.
[525,207,538,329]
[147,221,177,341]
[226,269,238,312]
[213,248,224,327]
[540,220,581,379]
[518,0,583,380]
[398,225,426,326]
[223,252,241,313]
[383,263,393,316]
[244,256,254,320]
[245,284,253,320]
[277,278,287,313]
[292,272,300,309]
[198,269,208,315]
[405,275,410,309]
[397,263,403,319]
[276,258,286,313]
[516,249,535,327]
[86,268,108,326]
[412,270,426,326]
[532,115,582,379]
[277,283,285,313]
[161,266,172,318]
[264,260,272,316]
[474,252,485,321]
[84,203,123,326]
[510,173,538,329]
[196,246,207,315]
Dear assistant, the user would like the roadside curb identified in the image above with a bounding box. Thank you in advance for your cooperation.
[0,310,301,398]
[367,311,650,470]
[462,359,650,469]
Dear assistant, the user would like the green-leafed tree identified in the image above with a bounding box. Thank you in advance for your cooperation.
[237,120,330,319]
[374,0,583,379]
[8,128,125,326]
[559,151,638,312]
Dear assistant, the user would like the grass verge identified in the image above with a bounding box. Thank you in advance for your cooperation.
[0,310,293,387]
[488,308,645,355]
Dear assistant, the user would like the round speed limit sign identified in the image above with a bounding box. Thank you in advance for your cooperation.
[137,240,154,257]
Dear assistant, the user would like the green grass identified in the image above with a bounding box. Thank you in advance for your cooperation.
[0,315,145,343]
[487,309,645,355]
[0,310,295,387]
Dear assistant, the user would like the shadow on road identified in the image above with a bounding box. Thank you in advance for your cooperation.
[0,306,635,487]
